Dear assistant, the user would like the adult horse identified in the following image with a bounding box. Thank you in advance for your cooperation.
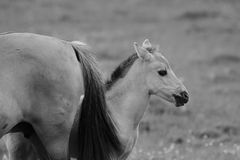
[1,34,189,160]
[0,32,123,160]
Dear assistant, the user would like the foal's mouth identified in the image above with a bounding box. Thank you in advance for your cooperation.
[173,91,189,107]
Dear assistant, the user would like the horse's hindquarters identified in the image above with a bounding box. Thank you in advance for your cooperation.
[0,33,84,159]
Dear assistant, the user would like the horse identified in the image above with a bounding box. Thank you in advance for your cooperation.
[1,34,189,160]
[0,32,123,160]
[103,39,189,158]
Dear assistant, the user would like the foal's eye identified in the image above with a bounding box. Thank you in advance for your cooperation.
[158,70,167,76]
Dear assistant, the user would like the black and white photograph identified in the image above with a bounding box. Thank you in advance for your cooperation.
[0,0,240,160]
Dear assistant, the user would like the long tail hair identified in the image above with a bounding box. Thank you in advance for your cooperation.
[70,42,123,160]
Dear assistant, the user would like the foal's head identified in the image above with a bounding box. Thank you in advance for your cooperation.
[134,39,189,107]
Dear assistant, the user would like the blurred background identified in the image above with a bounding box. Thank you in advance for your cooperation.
[1,0,240,159]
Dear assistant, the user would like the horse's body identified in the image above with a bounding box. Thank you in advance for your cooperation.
[0,33,83,159]
[0,33,124,160]
[0,34,189,160]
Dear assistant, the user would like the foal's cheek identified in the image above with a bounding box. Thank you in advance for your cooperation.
[146,78,161,94]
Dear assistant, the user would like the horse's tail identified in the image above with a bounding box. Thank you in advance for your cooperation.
[70,42,123,160]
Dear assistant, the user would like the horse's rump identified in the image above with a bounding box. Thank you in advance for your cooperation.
[0,33,83,158]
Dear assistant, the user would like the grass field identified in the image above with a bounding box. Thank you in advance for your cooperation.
[1,0,240,159]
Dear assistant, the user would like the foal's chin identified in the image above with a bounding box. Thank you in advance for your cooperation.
[175,102,185,107]
[161,96,185,107]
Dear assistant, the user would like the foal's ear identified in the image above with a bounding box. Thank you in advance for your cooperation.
[134,42,152,61]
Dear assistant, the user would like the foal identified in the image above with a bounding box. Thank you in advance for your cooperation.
[104,39,189,159]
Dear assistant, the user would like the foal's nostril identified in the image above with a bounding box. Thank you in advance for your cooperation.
[180,91,189,103]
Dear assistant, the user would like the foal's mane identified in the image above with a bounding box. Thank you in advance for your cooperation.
[106,53,138,90]
[70,43,124,160]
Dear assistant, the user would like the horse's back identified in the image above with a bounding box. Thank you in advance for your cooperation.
[0,33,83,157]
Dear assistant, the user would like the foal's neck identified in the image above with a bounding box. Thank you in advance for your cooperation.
[106,60,150,142]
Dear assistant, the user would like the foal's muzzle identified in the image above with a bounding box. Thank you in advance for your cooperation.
[173,91,189,107]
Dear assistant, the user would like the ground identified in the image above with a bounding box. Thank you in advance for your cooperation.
[1,0,240,159]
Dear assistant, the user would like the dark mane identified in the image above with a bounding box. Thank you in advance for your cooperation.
[106,53,138,90]
[70,43,124,160]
